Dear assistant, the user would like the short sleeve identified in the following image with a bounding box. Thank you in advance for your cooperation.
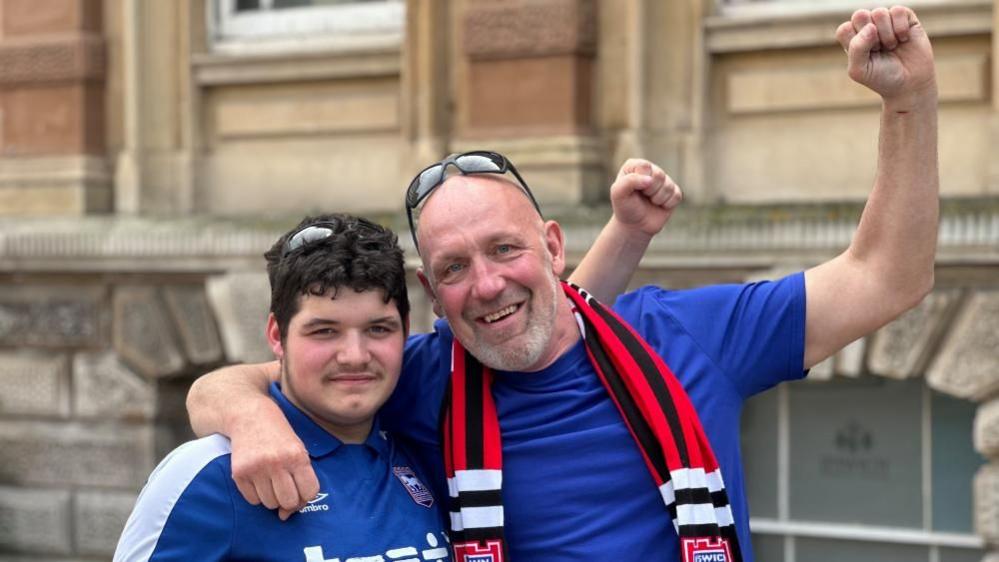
[618,272,806,398]
[114,437,234,561]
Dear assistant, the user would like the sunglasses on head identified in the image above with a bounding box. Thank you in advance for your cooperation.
[281,218,382,259]
[404,151,542,252]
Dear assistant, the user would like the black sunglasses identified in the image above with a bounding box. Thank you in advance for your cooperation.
[404,151,542,252]
[281,219,382,258]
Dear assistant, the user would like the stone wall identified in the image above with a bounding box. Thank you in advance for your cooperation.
[0,212,996,559]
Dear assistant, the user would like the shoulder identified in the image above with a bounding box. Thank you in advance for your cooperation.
[613,273,805,323]
[114,435,234,561]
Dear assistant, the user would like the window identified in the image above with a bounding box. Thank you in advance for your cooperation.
[209,0,404,54]
[741,376,985,562]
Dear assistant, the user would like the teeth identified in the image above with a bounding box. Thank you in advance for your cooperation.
[483,305,517,323]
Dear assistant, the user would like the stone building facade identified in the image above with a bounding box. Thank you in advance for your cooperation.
[0,0,996,560]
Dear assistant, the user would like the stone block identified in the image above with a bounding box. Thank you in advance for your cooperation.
[206,273,273,364]
[976,398,999,458]
[74,490,137,556]
[112,287,186,379]
[463,0,596,60]
[0,352,69,417]
[72,352,155,420]
[928,290,999,400]
[834,337,867,378]
[868,290,960,379]
[808,355,834,381]
[0,286,106,348]
[0,486,71,554]
[162,285,223,365]
[0,421,154,489]
[976,463,999,542]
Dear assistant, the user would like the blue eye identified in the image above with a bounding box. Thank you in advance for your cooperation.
[446,263,464,274]
[496,244,511,254]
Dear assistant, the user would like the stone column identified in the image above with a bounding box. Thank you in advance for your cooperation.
[452,0,602,206]
[0,0,109,215]
[114,0,198,214]
[990,0,999,194]
[401,0,452,171]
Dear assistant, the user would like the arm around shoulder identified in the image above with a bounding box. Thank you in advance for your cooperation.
[185,361,319,519]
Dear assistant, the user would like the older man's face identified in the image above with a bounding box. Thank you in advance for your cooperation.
[416,175,566,371]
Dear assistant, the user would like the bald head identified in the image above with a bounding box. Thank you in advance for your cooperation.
[415,174,546,265]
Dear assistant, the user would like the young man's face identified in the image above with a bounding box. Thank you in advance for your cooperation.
[416,175,568,372]
[267,288,405,442]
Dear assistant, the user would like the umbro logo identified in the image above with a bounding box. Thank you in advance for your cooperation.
[299,492,330,513]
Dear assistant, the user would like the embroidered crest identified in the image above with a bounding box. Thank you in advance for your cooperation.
[393,466,434,508]
[453,540,504,562]
[682,537,732,562]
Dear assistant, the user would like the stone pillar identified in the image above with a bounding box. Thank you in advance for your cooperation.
[597,0,712,201]
[990,0,999,194]
[402,0,452,171]
[114,0,198,214]
[453,0,603,206]
[0,0,110,215]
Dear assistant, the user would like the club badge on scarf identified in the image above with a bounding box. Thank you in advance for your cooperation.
[453,540,504,562]
[683,537,733,562]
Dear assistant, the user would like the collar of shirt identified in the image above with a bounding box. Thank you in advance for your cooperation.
[268,381,390,461]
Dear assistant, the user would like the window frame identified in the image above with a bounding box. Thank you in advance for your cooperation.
[746,381,985,561]
[208,0,405,55]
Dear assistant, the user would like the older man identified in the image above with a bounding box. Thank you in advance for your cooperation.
[187,7,937,562]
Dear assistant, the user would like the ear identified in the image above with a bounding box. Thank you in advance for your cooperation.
[543,220,567,277]
[417,267,445,318]
[266,313,284,359]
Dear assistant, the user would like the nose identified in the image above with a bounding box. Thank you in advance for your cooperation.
[336,331,371,368]
[469,258,506,302]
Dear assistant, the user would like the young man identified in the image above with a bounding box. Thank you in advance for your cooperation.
[187,7,938,561]
[115,215,452,561]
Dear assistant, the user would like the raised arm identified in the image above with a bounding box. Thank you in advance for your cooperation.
[568,159,682,302]
[804,6,938,368]
[186,361,318,519]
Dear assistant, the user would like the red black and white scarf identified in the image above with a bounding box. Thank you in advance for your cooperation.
[442,282,742,562]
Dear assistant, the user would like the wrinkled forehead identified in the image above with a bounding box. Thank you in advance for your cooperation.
[415,176,545,257]
[417,174,542,228]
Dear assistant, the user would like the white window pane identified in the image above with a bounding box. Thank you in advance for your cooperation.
[796,538,928,562]
[741,389,779,518]
[932,391,984,533]
[788,377,922,527]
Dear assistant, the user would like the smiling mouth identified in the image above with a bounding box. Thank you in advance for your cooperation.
[481,303,521,324]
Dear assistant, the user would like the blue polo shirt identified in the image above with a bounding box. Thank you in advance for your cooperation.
[383,273,807,562]
[115,383,450,562]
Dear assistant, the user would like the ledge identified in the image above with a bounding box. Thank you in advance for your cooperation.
[1,201,997,273]
[192,43,401,87]
[705,0,992,54]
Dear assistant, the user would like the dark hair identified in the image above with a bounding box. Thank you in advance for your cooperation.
[264,213,410,341]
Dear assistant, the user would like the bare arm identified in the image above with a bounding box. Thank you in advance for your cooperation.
[804,6,937,368]
[569,159,683,303]
[186,361,318,519]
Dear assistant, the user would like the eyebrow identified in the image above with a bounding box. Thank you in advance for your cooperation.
[300,316,401,329]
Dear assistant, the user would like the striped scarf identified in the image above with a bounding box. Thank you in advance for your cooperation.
[442,282,742,562]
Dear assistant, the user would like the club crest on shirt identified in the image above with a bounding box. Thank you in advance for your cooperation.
[453,540,503,562]
[682,537,732,562]
[393,466,434,508]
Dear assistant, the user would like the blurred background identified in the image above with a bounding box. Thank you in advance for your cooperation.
[0,0,996,560]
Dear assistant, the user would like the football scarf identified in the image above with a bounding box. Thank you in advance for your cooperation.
[442,281,742,562]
